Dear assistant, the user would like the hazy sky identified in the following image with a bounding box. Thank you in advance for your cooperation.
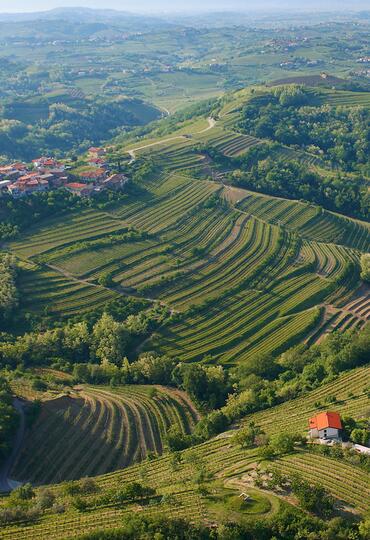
[0,0,368,13]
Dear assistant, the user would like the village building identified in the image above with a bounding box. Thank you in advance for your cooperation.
[0,179,11,193]
[88,157,107,168]
[88,147,106,158]
[32,157,64,170]
[79,168,107,184]
[65,182,94,197]
[308,411,342,441]
[101,173,129,190]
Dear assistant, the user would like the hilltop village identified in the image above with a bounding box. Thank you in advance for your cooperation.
[0,147,128,198]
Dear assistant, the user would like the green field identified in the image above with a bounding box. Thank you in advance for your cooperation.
[3,365,369,538]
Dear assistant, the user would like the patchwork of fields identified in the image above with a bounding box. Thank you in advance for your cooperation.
[8,171,369,362]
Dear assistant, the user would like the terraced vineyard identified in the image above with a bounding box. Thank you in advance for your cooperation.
[11,384,199,485]
[18,264,118,318]
[193,126,262,157]
[321,89,370,108]
[237,192,370,250]
[272,451,370,514]
[3,414,369,539]
[7,171,368,362]
[240,365,370,437]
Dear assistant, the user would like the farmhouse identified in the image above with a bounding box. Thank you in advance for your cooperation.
[308,411,342,441]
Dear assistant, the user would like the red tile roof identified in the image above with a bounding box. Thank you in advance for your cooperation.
[65,183,89,189]
[80,169,106,178]
[309,412,342,431]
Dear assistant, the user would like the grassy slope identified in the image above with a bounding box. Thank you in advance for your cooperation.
[2,366,369,539]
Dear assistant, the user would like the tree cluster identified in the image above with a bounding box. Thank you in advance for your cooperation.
[0,97,159,162]
[237,86,370,173]
[0,254,18,326]
[0,376,19,463]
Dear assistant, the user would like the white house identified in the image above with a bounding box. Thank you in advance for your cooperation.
[308,411,342,441]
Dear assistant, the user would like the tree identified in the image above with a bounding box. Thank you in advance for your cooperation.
[360,254,370,283]
[195,410,229,440]
[232,423,262,449]
[91,313,129,365]
[98,272,114,288]
[269,432,296,456]
[350,428,369,446]
[165,426,192,452]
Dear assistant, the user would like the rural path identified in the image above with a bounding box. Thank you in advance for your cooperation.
[46,263,176,312]
[0,399,25,492]
[127,117,216,164]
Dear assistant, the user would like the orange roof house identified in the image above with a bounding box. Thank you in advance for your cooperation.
[308,411,342,440]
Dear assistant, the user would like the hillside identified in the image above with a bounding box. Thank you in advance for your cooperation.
[8,163,368,363]
[0,78,369,539]
[1,366,369,539]
[11,384,199,485]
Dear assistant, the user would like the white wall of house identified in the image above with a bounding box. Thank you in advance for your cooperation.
[318,427,339,439]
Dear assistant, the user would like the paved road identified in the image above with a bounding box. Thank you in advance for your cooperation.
[127,117,216,164]
[0,399,25,492]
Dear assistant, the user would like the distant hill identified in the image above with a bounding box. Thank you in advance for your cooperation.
[0,8,176,30]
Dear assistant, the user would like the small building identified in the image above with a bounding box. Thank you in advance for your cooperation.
[0,179,11,193]
[308,411,342,441]
[79,168,106,184]
[88,147,106,158]
[102,173,129,190]
[65,182,94,197]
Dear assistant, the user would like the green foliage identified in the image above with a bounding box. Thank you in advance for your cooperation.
[165,425,194,452]
[360,254,370,283]
[0,254,18,326]
[290,475,335,518]
[230,157,368,220]
[0,376,19,461]
[232,422,263,449]
[97,272,114,288]
[350,428,369,446]
[238,89,370,172]
[0,97,160,162]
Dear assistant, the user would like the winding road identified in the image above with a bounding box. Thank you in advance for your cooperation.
[0,399,25,492]
[127,116,216,164]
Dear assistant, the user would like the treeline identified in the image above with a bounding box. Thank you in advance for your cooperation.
[0,254,18,326]
[0,376,18,463]
[229,150,369,220]
[0,188,131,241]
[0,308,170,370]
[76,512,369,540]
[0,97,160,162]
[236,86,370,174]
[2,308,368,442]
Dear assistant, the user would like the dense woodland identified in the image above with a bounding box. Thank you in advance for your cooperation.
[237,87,370,174]
[0,97,160,162]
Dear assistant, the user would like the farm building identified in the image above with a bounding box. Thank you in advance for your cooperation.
[308,411,342,441]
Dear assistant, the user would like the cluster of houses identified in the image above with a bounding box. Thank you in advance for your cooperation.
[0,147,128,198]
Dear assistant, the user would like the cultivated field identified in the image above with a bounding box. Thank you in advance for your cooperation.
[11,384,199,485]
